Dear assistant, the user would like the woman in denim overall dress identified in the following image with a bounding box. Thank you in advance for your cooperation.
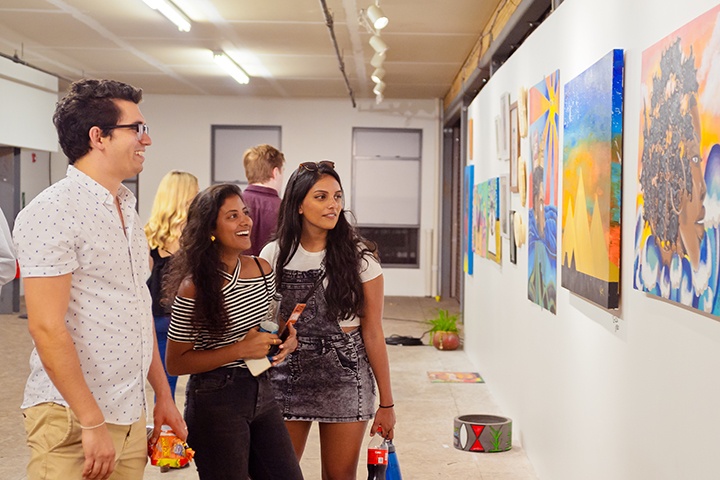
[260,161,396,479]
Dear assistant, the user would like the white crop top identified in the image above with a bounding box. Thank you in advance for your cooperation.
[260,241,382,327]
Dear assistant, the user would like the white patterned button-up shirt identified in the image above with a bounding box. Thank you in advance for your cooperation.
[14,166,153,425]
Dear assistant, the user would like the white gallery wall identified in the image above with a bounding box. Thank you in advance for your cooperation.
[139,95,441,297]
[464,0,720,479]
[0,56,57,152]
[0,51,442,297]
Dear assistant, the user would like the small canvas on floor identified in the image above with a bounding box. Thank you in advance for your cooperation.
[427,371,484,383]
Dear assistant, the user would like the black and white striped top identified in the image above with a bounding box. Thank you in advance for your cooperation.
[168,259,275,369]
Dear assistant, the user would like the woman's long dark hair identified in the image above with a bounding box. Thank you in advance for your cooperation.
[163,183,243,339]
[274,162,378,321]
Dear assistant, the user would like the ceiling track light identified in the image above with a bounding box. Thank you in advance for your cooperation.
[360,2,389,104]
[142,0,191,32]
[370,51,386,68]
[373,81,386,95]
[366,4,389,31]
[371,67,385,83]
[369,35,388,54]
[213,51,250,85]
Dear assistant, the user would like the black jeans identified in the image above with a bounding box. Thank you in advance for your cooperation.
[185,367,303,480]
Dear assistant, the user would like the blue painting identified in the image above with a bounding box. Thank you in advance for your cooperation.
[464,164,474,275]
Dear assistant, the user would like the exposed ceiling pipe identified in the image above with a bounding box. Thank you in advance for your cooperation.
[0,50,73,84]
[319,0,357,108]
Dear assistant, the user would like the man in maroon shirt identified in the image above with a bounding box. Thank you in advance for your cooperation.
[242,144,285,255]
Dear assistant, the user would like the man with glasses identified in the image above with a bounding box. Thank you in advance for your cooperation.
[13,79,185,480]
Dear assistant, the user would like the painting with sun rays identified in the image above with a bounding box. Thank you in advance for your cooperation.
[527,70,559,314]
[562,50,624,310]
[634,4,720,315]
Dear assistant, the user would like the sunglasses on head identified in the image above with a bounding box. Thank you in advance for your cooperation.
[299,161,335,172]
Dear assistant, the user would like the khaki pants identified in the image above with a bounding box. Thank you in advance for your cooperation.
[24,402,148,480]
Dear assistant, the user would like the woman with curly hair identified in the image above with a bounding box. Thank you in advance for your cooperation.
[163,183,303,480]
[260,161,395,479]
[144,170,198,399]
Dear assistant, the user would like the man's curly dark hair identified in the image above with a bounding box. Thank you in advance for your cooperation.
[53,79,142,164]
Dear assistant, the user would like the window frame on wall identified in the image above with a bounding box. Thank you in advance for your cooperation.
[351,127,422,268]
[211,125,282,187]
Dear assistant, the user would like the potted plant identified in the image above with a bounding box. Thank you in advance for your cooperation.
[427,309,461,350]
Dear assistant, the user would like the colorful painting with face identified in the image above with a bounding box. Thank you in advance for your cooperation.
[634,4,720,315]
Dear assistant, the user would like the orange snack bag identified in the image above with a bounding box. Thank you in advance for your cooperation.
[148,425,194,472]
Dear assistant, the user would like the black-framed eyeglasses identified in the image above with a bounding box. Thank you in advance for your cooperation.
[100,123,149,140]
[299,161,335,172]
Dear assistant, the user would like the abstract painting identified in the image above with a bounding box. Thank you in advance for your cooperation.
[486,177,501,264]
[634,4,720,315]
[562,50,624,309]
[464,165,474,275]
[473,177,501,264]
[528,70,560,314]
[473,182,486,258]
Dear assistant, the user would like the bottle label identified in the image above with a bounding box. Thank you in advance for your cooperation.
[288,303,306,324]
[368,448,388,464]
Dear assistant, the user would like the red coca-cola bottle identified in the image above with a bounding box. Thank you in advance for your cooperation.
[367,428,388,480]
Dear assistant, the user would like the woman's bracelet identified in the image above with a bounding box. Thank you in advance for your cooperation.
[80,420,106,430]
[378,404,394,409]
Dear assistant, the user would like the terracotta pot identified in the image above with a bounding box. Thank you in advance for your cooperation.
[431,331,460,350]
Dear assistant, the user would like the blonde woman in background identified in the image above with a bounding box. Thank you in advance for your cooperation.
[145,170,199,399]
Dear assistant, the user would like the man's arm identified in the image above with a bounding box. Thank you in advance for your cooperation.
[147,326,187,443]
[24,275,116,479]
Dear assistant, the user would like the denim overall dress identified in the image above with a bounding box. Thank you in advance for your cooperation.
[271,267,376,422]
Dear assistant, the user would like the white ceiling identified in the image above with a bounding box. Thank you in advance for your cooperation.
[0,0,501,103]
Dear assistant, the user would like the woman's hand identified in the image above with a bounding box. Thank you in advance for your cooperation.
[240,327,281,359]
[271,322,298,366]
[370,406,396,441]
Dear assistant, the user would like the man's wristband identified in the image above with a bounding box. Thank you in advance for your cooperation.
[80,420,106,430]
[378,404,394,409]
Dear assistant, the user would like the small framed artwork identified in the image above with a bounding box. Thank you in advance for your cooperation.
[500,174,509,238]
[499,92,511,160]
[509,102,519,193]
[494,115,502,159]
[518,86,528,138]
[509,210,517,264]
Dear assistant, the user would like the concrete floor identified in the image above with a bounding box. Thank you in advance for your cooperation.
[1,296,538,480]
